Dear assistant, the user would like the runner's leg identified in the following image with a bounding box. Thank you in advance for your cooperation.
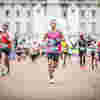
[91,52,95,71]
[64,52,67,65]
[61,52,64,64]
[0,53,2,64]
[94,53,97,69]
[5,54,9,73]
[48,54,53,79]
[83,54,86,65]
[80,51,83,65]
[48,53,56,83]
[54,54,59,68]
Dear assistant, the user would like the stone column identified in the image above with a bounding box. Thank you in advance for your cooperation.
[67,4,80,35]
[0,5,5,24]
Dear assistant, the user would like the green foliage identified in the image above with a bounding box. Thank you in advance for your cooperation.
[97,0,100,7]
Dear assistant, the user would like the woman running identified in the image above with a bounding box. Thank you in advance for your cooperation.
[43,20,64,83]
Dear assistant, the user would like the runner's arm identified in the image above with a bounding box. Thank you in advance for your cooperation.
[43,33,48,40]
[7,32,12,43]
[59,31,64,40]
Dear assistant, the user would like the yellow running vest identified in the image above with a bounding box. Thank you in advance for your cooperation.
[61,41,68,53]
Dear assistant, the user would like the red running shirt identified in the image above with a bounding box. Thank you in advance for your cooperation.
[0,32,12,48]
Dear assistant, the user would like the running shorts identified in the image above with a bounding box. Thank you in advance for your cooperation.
[79,50,86,56]
[79,47,86,56]
[16,51,23,56]
[0,47,10,55]
[64,52,68,55]
[48,53,59,62]
[9,52,16,60]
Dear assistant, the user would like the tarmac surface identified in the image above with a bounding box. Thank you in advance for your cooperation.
[0,56,100,100]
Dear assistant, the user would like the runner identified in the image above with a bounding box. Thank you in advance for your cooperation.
[61,39,69,65]
[74,33,88,67]
[43,20,64,83]
[0,24,12,75]
[89,40,98,71]
[30,41,40,62]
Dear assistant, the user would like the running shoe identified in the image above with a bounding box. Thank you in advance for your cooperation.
[49,78,56,84]
[0,64,6,77]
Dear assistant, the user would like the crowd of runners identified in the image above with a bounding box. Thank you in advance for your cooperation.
[0,20,100,84]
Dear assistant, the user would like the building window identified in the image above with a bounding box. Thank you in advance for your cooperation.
[16,10,20,17]
[64,11,66,17]
[26,22,31,33]
[16,22,20,34]
[27,10,31,17]
[71,7,75,13]
[92,10,96,17]
[5,10,10,17]
[80,22,86,32]
[80,10,85,17]
[91,22,96,33]
[61,5,67,17]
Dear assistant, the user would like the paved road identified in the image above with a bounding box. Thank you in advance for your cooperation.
[0,56,100,100]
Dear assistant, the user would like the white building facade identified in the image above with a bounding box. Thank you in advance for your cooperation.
[0,0,96,40]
